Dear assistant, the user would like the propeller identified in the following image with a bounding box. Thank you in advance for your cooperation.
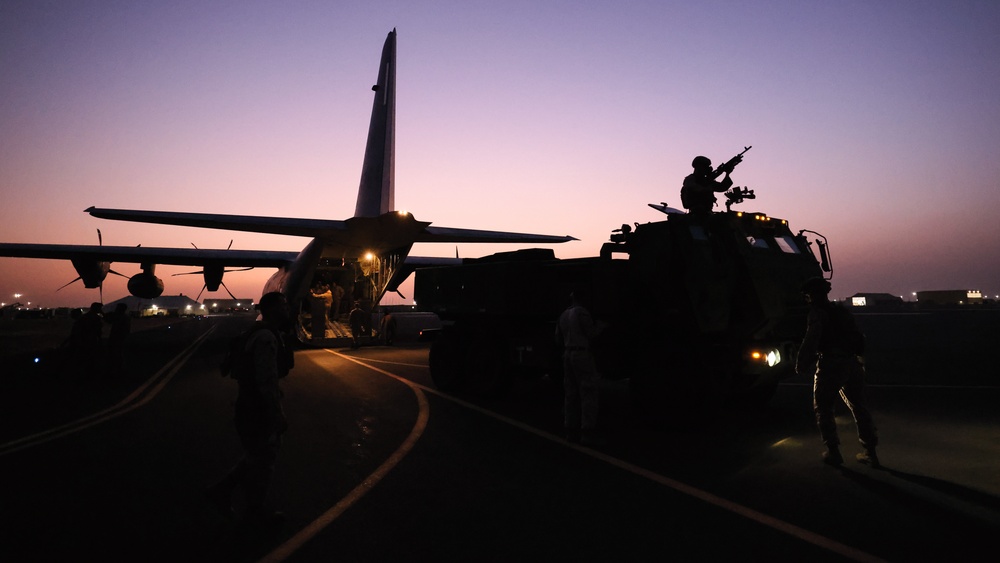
[57,229,127,303]
[172,240,251,300]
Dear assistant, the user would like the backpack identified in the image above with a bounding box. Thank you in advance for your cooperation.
[219,325,271,381]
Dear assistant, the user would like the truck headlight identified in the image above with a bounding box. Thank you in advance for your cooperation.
[750,349,781,367]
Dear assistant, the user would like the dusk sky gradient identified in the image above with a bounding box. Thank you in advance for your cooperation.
[3,1,1000,307]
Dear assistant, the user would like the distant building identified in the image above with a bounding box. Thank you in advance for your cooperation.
[203,298,255,313]
[915,290,984,306]
[848,293,904,308]
[105,295,205,317]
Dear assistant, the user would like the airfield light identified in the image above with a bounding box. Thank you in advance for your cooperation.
[14,293,22,300]
[365,252,374,261]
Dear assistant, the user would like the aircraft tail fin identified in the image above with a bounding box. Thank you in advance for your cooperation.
[354,29,396,218]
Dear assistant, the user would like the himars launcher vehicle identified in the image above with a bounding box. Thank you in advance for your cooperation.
[414,182,832,421]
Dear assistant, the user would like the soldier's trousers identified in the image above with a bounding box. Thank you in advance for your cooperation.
[229,400,282,510]
[813,356,878,450]
[563,350,600,431]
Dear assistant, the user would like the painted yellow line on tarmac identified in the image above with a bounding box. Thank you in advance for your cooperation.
[0,325,216,457]
[263,352,885,563]
[257,349,430,563]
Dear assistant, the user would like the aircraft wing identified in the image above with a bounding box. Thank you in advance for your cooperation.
[86,207,349,238]
[416,225,577,244]
[0,243,298,268]
[86,207,577,244]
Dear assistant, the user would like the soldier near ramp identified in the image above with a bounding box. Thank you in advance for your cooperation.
[796,277,880,468]
[208,291,294,526]
[349,301,368,349]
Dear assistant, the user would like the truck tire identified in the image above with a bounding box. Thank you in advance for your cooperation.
[429,331,466,392]
[463,336,511,398]
[629,344,722,426]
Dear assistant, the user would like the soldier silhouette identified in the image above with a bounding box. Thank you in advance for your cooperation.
[208,291,293,527]
[104,303,131,377]
[681,155,738,214]
[796,277,880,468]
[349,302,367,349]
[76,302,104,380]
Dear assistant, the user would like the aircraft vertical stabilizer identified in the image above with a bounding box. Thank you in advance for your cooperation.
[354,29,396,218]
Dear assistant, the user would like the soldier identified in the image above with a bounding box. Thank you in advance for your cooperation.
[681,155,736,214]
[796,277,880,468]
[208,291,294,526]
[308,281,331,340]
[555,291,606,446]
[77,302,104,380]
[104,303,131,377]
[349,301,367,349]
[379,311,397,345]
[330,281,344,321]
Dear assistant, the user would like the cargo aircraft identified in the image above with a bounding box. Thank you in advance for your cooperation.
[0,30,575,343]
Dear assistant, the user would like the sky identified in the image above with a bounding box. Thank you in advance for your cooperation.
[2,0,999,307]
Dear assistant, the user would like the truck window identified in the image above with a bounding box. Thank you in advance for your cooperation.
[746,236,769,249]
[774,235,801,254]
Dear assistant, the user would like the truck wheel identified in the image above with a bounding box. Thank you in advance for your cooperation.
[429,333,466,392]
[629,351,719,427]
[463,337,510,398]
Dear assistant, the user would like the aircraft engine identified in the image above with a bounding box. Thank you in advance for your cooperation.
[127,265,164,299]
[70,258,111,289]
[203,263,224,291]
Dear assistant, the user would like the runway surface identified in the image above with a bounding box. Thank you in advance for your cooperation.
[1,312,998,562]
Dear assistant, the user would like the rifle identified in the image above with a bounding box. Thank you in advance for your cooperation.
[712,145,752,178]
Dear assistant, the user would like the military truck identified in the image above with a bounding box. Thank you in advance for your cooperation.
[414,188,831,420]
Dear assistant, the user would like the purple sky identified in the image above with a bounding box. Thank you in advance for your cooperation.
[3,1,999,307]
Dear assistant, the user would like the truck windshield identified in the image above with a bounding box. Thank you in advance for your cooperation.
[774,235,800,254]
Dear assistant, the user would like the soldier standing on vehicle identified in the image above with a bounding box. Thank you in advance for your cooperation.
[796,277,880,468]
[681,154,738,214]
[208,291,294,527]
[555,291,606,446]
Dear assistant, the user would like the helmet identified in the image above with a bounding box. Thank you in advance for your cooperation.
[800,277,832,295]
[692,156,711,169]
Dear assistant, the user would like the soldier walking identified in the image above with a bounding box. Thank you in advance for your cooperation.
[208,292,294,526]
[796,277,880,468]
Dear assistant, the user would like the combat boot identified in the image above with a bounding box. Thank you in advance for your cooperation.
[205,482,235,519]
[580,429,606,447]
[822,447,843,466]
[856,448,880,468]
